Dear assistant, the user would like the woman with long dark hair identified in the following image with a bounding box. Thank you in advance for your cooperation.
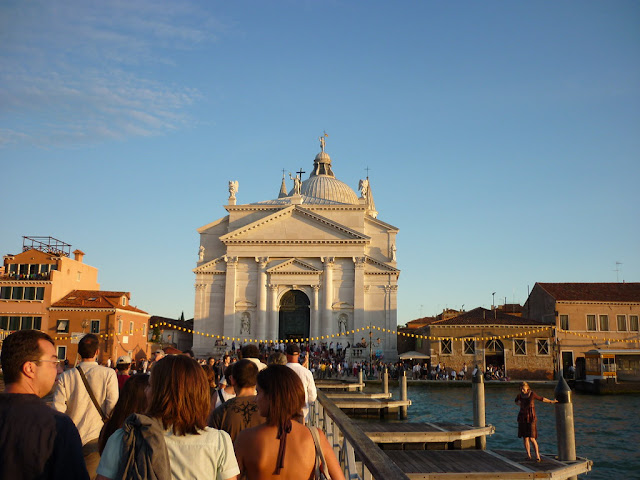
[96,355,239,480]
[235,365,344,480]
[515,381,557,461]
[98,374,149,454]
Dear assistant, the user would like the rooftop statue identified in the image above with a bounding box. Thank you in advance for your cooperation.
[358,178,369,200]
[319,131,328,152]
[289,172,302,195]
[228,180,239,199]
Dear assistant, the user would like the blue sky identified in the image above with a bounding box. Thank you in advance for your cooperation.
[1,1,638,325]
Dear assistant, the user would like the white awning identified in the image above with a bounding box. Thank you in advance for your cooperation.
[399,350,430,359]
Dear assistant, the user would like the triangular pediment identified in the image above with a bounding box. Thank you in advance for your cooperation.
[267,258,322,275]
[364,255,400,275]
[193,256,226,274]
[220,206,369,244]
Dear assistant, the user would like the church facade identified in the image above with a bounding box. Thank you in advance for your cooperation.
[192,137,400,360]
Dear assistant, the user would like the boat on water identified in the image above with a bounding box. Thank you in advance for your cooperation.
[573,348,640,394]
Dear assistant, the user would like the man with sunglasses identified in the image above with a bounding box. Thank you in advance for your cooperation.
[0,329,88,479]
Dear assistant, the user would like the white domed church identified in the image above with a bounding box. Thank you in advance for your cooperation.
[193,136,400,360]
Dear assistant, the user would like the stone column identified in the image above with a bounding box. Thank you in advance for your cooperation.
[383,284,397,355]
[255,257,268,341]
[223,256,238,339]
[193,283,207,355]
[353,257,366,329]
[322,257,334,337]
[311,284,320,340]
[269,284,279,341]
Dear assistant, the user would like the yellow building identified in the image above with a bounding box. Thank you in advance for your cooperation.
[1,237,150,365]
[1,237,99,335]
[523,282,640,379]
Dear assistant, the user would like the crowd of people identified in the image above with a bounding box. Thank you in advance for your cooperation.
[0,331,345,480]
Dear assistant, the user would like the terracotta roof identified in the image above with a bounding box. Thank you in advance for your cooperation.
[406,317,439,329]
[537,283,640,302]
[426,307,545,326]
[51,290,148,314]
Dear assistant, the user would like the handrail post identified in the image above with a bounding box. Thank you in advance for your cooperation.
[358,367,364,392]
[472,366,486,449]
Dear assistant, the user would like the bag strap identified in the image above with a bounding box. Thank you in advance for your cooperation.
[76,366,107,422]
[308,426,331,480]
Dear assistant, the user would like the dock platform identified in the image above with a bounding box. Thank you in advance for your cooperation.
[315,380,364,391]
[356,421,495,449]
[325,391,392,399]
[384,449,592,479]
[329,395,411,417]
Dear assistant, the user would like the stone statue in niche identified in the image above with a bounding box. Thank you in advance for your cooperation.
[338,314,348,334]
[198,245,205,262]
[391,243,397,261]
[240,312,251,334]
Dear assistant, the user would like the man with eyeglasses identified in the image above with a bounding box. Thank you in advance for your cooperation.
[0,329,89,479]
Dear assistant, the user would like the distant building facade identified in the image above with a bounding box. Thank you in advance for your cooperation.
[415,307,554,380]
[149,315,193,353]
[523,282,640,378]
[193,138,400,360]
[50,290,150,365]
[1,237,150,365]
[1,237,99,338]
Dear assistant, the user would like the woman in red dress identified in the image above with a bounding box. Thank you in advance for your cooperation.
[515,381,557,461]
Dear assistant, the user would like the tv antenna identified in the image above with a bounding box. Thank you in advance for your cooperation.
[614,261,623,282]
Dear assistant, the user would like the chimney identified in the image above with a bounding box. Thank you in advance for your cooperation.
[73,249,85,263]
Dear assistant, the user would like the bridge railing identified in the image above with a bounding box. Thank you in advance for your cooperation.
[310,390,409,480]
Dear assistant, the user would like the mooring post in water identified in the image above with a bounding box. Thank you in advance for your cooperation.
[555,375,577,480]
[382,366,389,395]
[358,367,364,392]
[400,369,408,419]
[472,366,486,450]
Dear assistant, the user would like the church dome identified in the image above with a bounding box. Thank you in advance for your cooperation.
[290,175,359,204]
[286,149,359,204]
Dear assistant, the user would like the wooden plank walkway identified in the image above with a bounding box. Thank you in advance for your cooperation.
[384,449,592,479]
[330,396,412,413]
[356,421,495,446]
[315,380,364,391]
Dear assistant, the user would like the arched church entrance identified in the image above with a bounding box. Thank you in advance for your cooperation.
[279,290,310,340]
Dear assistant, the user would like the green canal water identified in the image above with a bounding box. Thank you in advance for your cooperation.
[372,383,640,480]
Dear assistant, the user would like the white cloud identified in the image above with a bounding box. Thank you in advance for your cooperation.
[0,0,220,147]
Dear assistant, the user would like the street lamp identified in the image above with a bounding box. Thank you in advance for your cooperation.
[492,292,496,309]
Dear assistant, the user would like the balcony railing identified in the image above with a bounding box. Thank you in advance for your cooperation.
[0,272,51,281]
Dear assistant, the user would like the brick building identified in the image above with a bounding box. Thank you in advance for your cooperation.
[415,307,554,380]
[50,290,150,365]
